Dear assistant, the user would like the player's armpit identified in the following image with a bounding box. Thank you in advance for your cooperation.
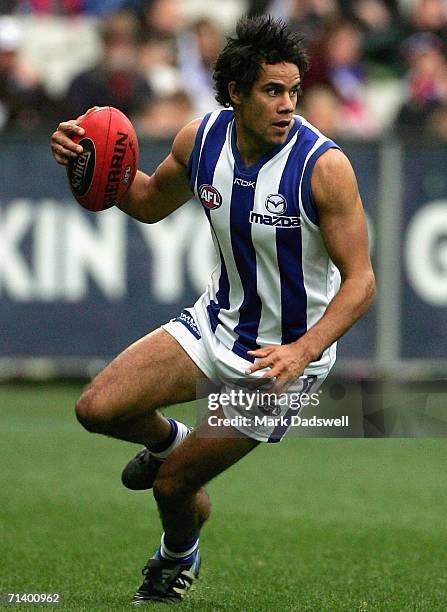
[118,118,202,223]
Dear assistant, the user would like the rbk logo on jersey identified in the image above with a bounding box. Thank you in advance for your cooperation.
[234,178,256,188]
[249,193,301,228]
[199,184,222,209]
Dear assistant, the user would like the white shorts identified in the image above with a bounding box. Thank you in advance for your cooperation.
[162,298,332,443]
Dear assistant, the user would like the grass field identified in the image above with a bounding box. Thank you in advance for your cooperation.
[1,382,447,611]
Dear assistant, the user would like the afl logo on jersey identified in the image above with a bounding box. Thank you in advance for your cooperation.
[265,193,287,216]
[199,184,222,210]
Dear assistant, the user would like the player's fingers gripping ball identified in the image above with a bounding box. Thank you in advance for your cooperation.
[66,106,139,212]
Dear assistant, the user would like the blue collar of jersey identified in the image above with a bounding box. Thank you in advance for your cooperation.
[230,116,302,176]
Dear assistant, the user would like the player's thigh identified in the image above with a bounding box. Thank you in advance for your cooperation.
[80,328,207,420]
[155,408,259,495]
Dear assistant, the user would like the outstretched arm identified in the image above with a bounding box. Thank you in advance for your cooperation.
[51,109,200,224]
[246,148,375,389]
[117,118,201,223]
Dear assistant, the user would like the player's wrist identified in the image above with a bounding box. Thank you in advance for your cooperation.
[119,172,153,222]
[292,334,323,364]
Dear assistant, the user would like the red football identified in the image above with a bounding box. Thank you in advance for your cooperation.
[67,106,139,212]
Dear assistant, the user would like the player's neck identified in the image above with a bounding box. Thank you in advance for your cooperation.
[233,120,272,169]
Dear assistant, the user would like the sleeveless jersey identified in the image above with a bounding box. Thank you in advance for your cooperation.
[187,109,341,373]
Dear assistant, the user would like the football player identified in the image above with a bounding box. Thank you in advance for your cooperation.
[51,15,374,604]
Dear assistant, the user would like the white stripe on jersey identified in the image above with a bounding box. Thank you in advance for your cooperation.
[193,109,223,194]
[297,123,327,230]
[208,120,242,348]
[195,111,226,310]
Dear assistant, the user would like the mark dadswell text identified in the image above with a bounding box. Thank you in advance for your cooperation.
[208,415,350,428]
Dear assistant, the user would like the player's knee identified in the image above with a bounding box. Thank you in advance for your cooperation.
[153,472,197,505]
[75,388,112,434]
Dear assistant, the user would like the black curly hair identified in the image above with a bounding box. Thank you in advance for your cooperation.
[213,15,309,108]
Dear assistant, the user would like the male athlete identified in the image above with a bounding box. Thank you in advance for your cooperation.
[51,16,375,605]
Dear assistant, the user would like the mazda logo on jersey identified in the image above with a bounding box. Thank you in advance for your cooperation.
[265,193,287,215]
[250,192,300,228]
[199,184,222,210]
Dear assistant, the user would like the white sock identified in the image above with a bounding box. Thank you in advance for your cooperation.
[149,419,191,461]
[159,532,199,563]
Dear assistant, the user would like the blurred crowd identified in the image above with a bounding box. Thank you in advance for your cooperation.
[2,0,447,140]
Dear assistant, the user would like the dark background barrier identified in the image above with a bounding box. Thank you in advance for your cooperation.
[0,137,446,373]
[401,142,447,359]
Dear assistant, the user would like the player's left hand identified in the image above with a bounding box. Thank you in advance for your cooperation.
[245,344,309,394]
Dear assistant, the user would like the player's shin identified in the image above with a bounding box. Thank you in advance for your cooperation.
[121,418,191,490]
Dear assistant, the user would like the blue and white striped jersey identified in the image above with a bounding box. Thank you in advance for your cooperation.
[187,109,341,372]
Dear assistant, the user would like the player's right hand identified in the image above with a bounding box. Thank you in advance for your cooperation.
[50,106,99,166]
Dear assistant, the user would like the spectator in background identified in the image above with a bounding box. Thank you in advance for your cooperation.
[246,0,271,17]
[138,34,179,96]
[0,15,55,131]
[287,0,340,40]
[343,0,404,76]
[247,0,340,42]
[177,18,224,116]
[17,0,143,16]
[17,0,82,13]
[83,0,145,18]
[132,90,193,138]
[305,18,379,137]
[134,0,186,100]
[394,32,447,134]
[64,10,152,118]
[137,0,185,41]
[299,84,344,137]
[404,0,447,46]
[1,0,18,13]
[426,101,447,138]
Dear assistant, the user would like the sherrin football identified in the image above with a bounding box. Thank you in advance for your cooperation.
[67,106,139,212]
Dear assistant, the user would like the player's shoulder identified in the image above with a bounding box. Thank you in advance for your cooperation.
[296,115,338,147]
[313,147,354,183]
[297,119,359,210]
[311,146,359,213]
[295,115,355,189]
[172,117,203,168]
[172,109,234,168]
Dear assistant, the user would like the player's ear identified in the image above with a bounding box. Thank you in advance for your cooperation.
[228,82,242,106]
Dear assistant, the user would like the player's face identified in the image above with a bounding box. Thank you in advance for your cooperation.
[233,62,301,156]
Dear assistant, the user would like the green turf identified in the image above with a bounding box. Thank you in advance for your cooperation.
[1,383,446,611]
